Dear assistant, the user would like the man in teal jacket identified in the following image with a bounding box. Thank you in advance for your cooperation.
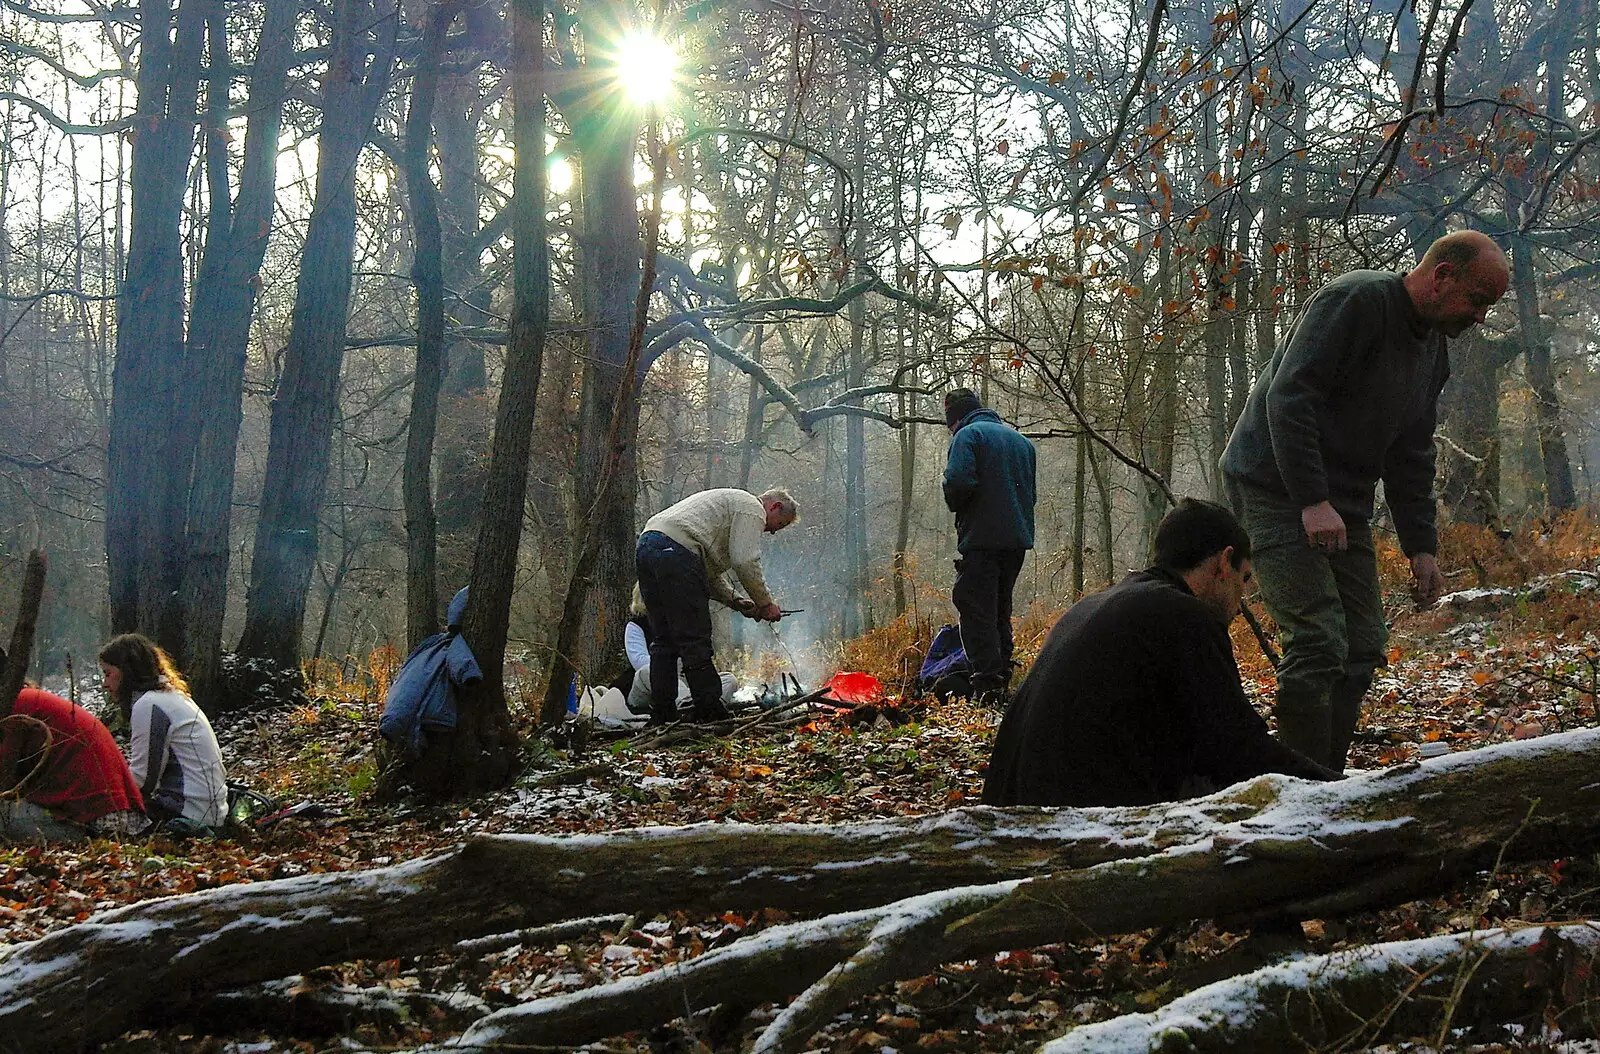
[942,388,1037,705]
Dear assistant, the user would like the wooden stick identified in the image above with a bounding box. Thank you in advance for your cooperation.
[0,549,47,720]
[1240,600,1280,669]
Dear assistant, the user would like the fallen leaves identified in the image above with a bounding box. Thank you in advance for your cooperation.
[20,529,1600,1053]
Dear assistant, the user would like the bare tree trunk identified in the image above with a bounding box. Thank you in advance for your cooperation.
[431,38,492,595]
[0,551,46,719]
[1089,436,1114,587]
[1510,239,1576,511]
[235,0,397,665]
[178,0,298,703]
[540,63,641,719]
[1071,364,1087,599]
[429,0,550,795]
[842,83,870,638]
[400,3,460,650]
[1439,333,1517,525]
[106,0,204,646]
[1139,240,1177,556]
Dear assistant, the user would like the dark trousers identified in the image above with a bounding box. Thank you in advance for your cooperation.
[952,548,1026,691]
[635,532,724,718]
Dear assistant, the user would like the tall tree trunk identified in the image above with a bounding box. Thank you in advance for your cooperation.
[1438,333,1516,526]
[236,0,396,665]
[541,78,641,717]
[432,0,550,796]
[842,84,869,638]
[1506,21,1577,513]
[401,3,459,650]
[1196,13,1230,502]
[106,0,205,646]
[1511,236,1576,511]
[1139,240,1178,556]
[1089,436,1114,588]
[178,0,297,703]
[1229,207,1251,430]
[432,13,493,595]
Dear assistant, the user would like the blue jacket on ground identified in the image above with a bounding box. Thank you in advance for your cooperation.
[379,588,482,757]
[942,408,1038,552]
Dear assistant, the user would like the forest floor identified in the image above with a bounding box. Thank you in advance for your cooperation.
[9,518,1600,1053]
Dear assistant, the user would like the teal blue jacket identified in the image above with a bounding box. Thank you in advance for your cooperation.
[942,408,1037,552]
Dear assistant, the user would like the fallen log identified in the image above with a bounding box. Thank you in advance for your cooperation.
[1043,922,1600,1052]
[187,974,490,1037]
[448,885,1020,1052]
[434,729,1600,1051]
[5,728,1600,1051]
[0,779,1258,1050]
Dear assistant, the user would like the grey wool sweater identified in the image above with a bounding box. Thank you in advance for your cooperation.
[1221,270,1448,556]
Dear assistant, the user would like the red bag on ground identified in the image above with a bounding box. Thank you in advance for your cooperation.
[823,671,883,705]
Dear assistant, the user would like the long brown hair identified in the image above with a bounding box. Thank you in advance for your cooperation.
[98,633,191,705]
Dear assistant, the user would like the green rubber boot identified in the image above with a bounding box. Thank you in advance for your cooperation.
[1327,672,1373,772]
[1274,687,1333,769]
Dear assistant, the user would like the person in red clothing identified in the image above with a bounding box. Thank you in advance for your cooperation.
[1,647,147,841]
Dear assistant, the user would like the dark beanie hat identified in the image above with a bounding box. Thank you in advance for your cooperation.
[944,387,982,428]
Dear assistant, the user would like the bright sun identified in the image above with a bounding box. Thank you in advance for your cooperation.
[614,31,679,106]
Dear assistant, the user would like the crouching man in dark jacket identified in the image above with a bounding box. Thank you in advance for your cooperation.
[942,389,1037,706]
[983,498,1340,808]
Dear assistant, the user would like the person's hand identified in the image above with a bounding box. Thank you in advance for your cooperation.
[1411,552,1446,610]
[754,602,782,622]
[731,597,758,619]
[1301,501,1347,552]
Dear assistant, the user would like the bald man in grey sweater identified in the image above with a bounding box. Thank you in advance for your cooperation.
[1222,230,1509,770]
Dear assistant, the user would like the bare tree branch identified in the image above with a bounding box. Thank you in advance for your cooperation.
[0,92,132,135]
[0,0,136,23]
[0,39,127,87]
[1068,0,1168,210]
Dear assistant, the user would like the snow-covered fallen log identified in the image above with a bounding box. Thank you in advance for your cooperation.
[0,780,1281,1050]
[1045,922,1600,1052]
[439,729,1600,1052]
[6,727,1600,1052]
[448,884,1021,1052]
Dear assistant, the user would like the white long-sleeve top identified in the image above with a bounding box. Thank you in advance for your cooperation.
[642,488,774,608]
[624,620,651,672]
[128,688,228,827]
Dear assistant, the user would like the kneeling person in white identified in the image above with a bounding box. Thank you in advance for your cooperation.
[100,633,228,829]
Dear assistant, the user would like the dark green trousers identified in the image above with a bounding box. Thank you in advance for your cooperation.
[1227,477,1387,769]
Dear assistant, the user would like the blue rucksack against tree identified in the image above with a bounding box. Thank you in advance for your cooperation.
[914,624,972,702]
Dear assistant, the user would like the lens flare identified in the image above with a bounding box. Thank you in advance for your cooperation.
[614,31,678,106]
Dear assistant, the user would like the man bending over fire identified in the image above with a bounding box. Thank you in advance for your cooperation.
[635,488,798,726]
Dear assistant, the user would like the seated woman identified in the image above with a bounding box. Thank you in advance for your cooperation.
[99,634,228,831]
[0,647,147,842]
[624,588,735,716]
